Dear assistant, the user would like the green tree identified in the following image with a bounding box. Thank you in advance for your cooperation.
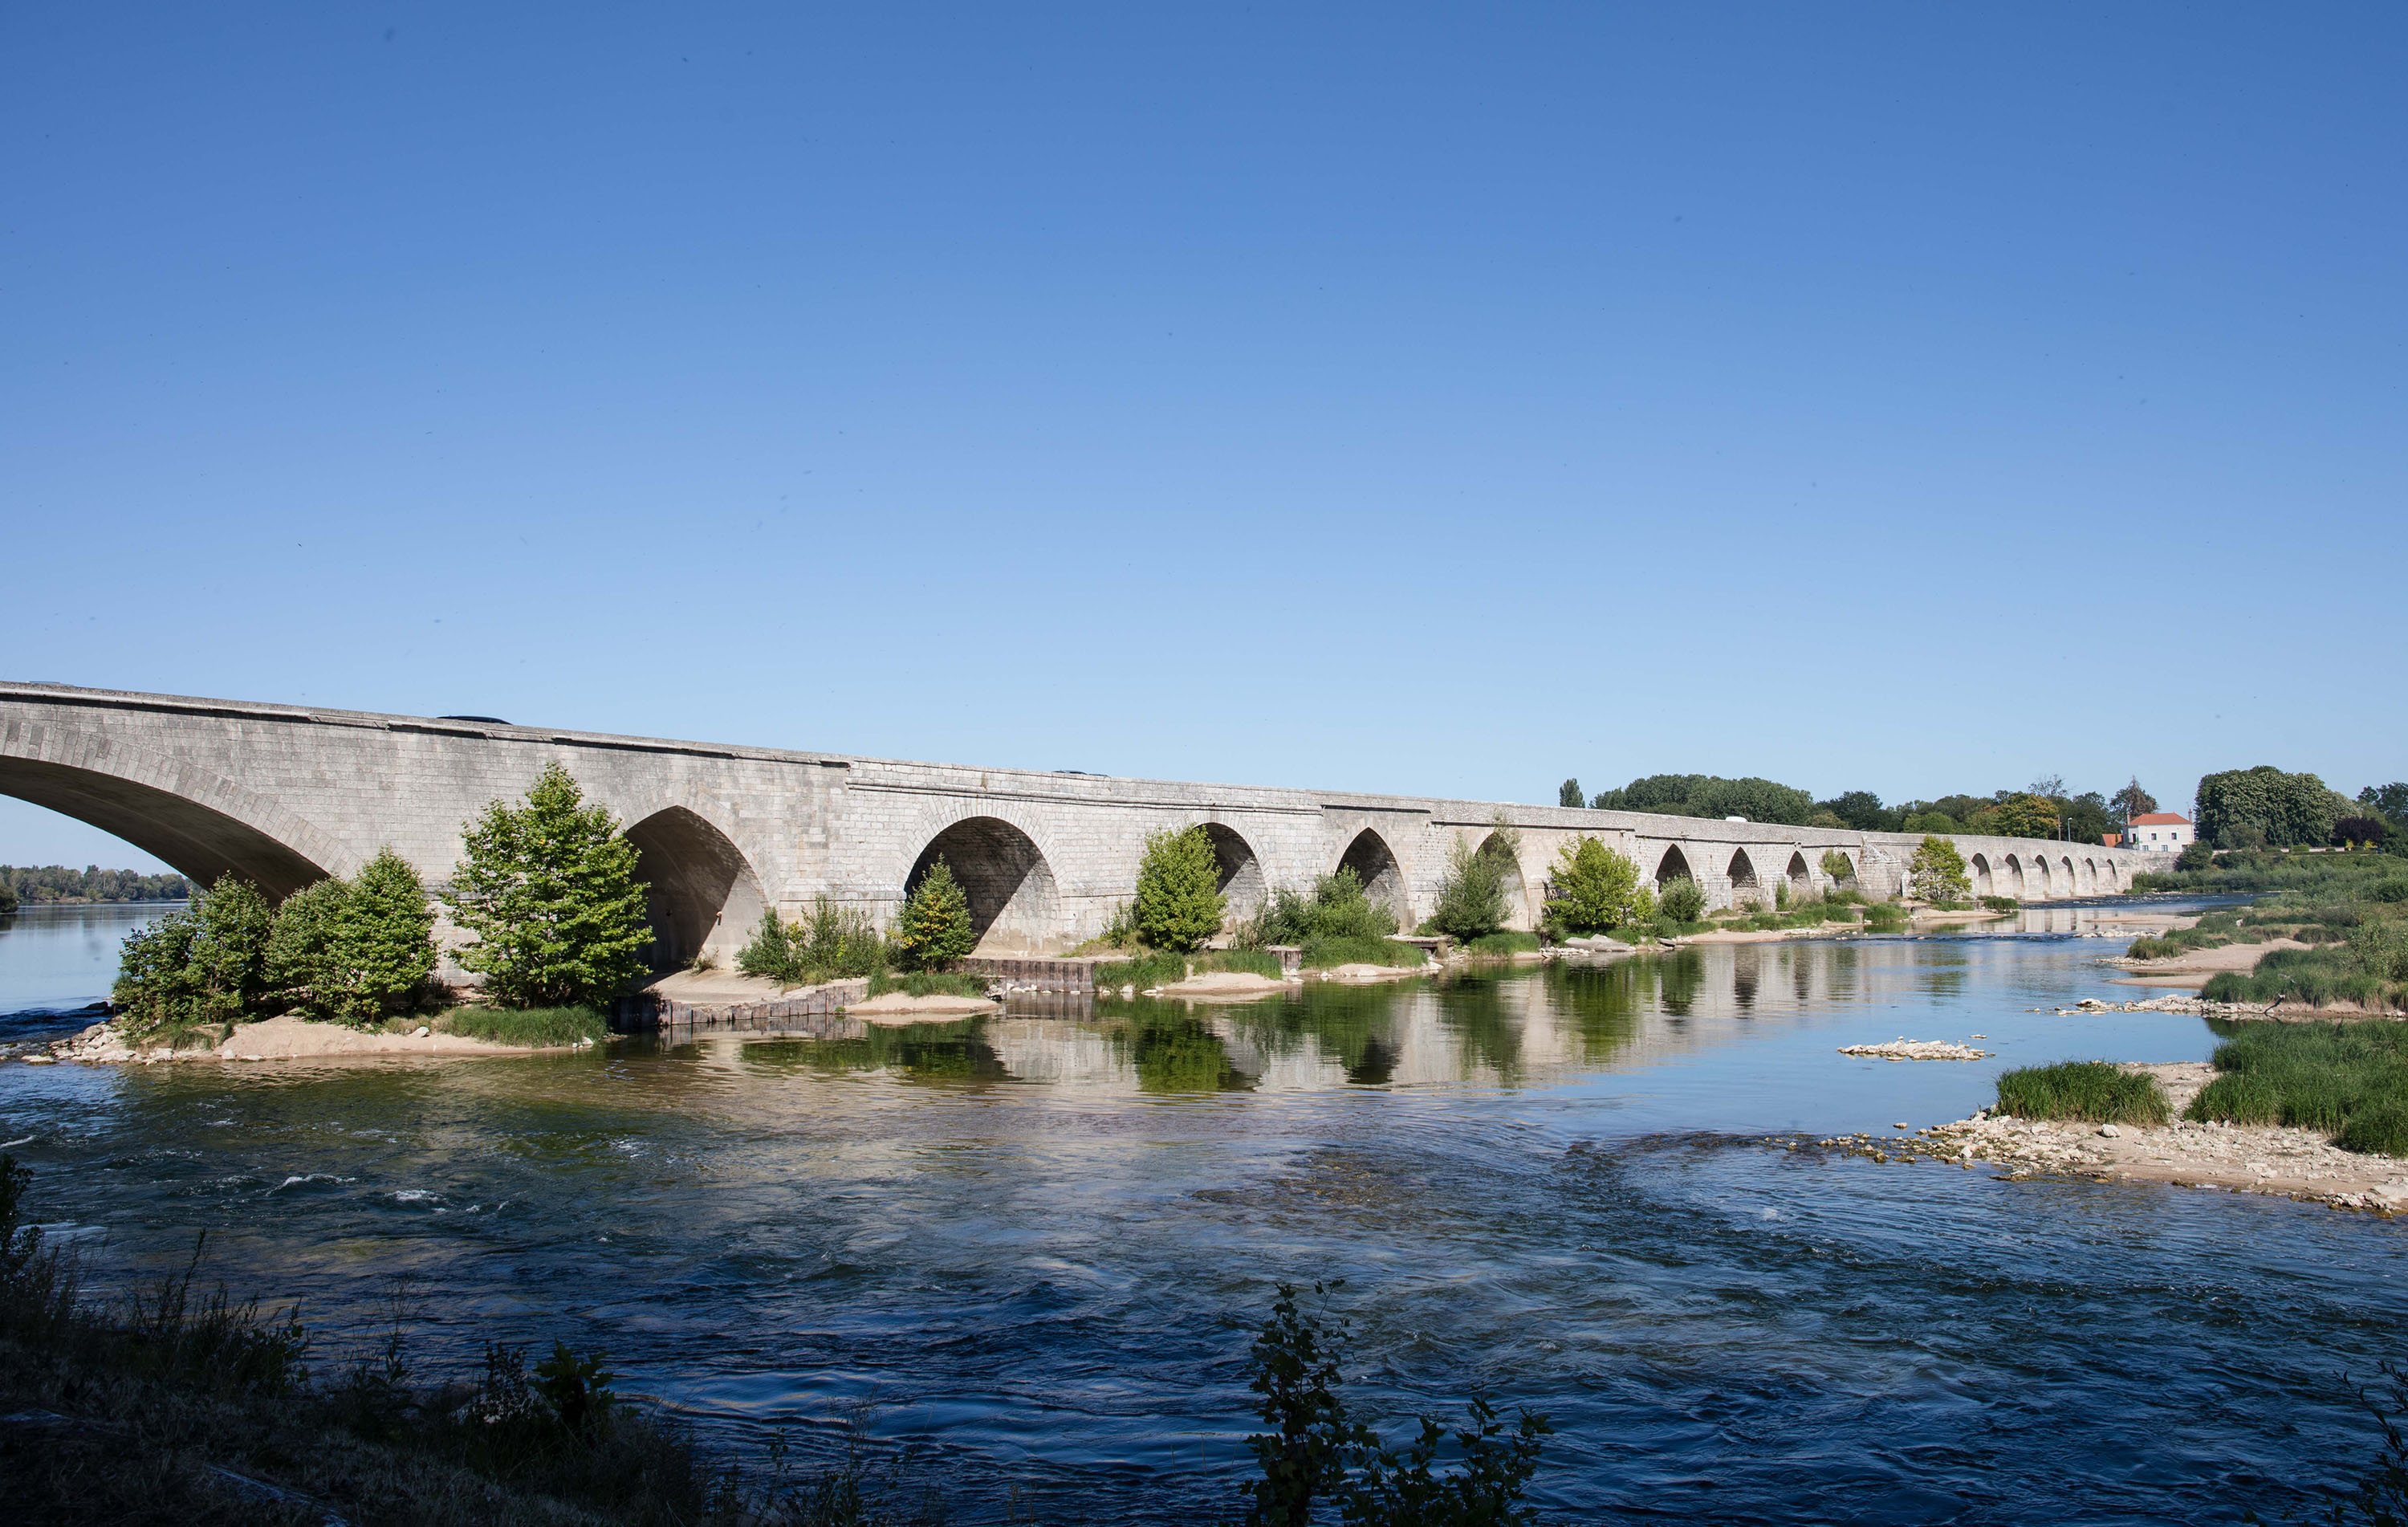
[114,874,275,1032]
[1910,835,1971,902]
[443,764,651,1008]
[2110,777,2158,832]
[1542,837,1649,937]
[2361,784,2408,825]
[2198,766,2352,849]
[1820,849,1857,884]
[893,857,976,969]
[1556,778,1584,808]
[266,876,352,1018]
[1817,791,1895,832]
[336,849,438,1020]
[112,907,201,1032]
[1983,793,2060,840]
[1134,826,1226,952]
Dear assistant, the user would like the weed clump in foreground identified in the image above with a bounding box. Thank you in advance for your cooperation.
[865,969,993,1000]
[1092,947,1287,992]
[1994,1061,2170,1126]
[0,1154,708,1525]
[1238,1282,1550,1527]
[2186,1020,2408,1154]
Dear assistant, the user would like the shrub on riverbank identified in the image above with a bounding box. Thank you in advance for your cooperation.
[2186,1022,2408,1151]
[1862,902,1909,931]
[1134,825,1228,952]
[1910,835,1971,902]
[1540,836,1652,939]
[738,896,888,987]
[1429,824,1519,941]
[1236,868,1415,968]
[112,874,276,1035]
[1994,1061,2170,1126]
[893,857,976,971]
[1465,930,1544,956]
[438,1004,606,1045]
[1658,877,1706,925]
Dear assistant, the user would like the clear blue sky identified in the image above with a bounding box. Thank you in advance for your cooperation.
[5,4,2402,870]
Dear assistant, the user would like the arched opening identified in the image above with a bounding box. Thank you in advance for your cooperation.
[1727,849,1759,904]
[2096,860,2117,893]
[1968,853,1994,897]
[1200,822,1266,923]
[1784,851,1812,898]
[624,807,769,972]
[2001,855,2025,897]
[1655,844,1694,888]
[1477,831,1530,928]
[1336,829,1408,922]
[909,816,1061,954]
[0,753,330,901]
[2032,857,2054,898]
[2060,856,2077,897]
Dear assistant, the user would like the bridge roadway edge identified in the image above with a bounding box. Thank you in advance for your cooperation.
[0,681,2175,958]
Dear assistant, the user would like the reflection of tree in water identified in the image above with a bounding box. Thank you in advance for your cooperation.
[1218,984,1412,1085]
[1731,947,1762,1012]
[743,1020,1011,1084]
[1788,947,1812,1002]
[1655,949,1706,1016]
[1915,947,1971,998]
[1120,1012,1249,1093]
[1429,973,1527,1081]
[1543,960,1645,1063]
[1824,942,1861,998]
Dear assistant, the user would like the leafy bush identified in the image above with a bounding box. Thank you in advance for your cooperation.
[1980,894,2020,913]
[893,857,976,970]
[1820,849,1857,885]
[1243,867,1397,947]
[438,1004,605,1044]
[1464,930,1544,956]
[1994,1061,2170,1126]
[1134,825,1227,952]
[1862,900,1908,931]
[1428,827,1517,942]
[737,896,888,987]
[112,874,276,1035]
[270,849,440,1023]
[444,764,652,1008]
[1657,877,1706,924]
[1540,836,1650,939]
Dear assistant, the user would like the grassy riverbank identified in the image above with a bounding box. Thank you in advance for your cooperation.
[2188,1021,2408,1153]
[2128,850,2408,1013]
[1994,1061,2170,1126]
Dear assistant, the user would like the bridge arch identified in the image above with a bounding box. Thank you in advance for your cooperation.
[2000,854,2024,898]
[1654,844,1694,887]
[908,815,1061,953]
[624,806,768,971]
[1727,849,1759,904]
[2060,856,2078,897]
[1336,828,1409,923]
[2032,856,2054,898]
[1200,822,1266,922]
[1784,851,1812,899]
[1968,853,1994,898]
[0,740,339,901]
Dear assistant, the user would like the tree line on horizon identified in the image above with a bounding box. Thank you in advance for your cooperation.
[2,865,193,909]
[1552,769,2408,850]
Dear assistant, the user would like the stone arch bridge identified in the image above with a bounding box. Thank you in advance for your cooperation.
[1,682,2173,963]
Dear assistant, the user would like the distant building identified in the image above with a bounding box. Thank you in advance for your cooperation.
[2128,812,2194,850]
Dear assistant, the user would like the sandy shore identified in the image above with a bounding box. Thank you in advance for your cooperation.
[2109,936,2309,989]
[34,1014,579,1065]
[1147,971,1294,1000]
[1809,1062,2408,1212]
[843,991,999,1024]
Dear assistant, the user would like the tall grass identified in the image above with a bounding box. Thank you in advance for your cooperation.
[2186,1021,2408,1153]
[1463,930,1544,956]
[438,1004,605,1045]
[864,970,992,1000]
[1093,948,1287,991]
[1993,1061,2170,1126]
[737,897,889,987]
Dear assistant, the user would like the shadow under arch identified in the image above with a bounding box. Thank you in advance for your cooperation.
[1476,829,1530,928]
[1655,844,1694,887]
[1200,822,1266,922]
[1784,851,1811,898]
[1968,853,1994,897]
[624,806,769,971]
[2001,854,2026,897]
[2060,856,2078,896]
[0,753,330,900]
[1727,849,1759,902]
[909,816,1061,953]
[1336,829,1408,923]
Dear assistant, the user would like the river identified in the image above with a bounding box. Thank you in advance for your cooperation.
[1,899,2399,1523]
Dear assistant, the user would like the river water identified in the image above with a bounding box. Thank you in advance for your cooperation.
[1,900,2400,1523]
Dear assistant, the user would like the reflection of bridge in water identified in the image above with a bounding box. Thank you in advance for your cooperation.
[680,938,2095,1096]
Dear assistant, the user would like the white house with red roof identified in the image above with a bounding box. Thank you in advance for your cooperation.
[2127,812,2194,850]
